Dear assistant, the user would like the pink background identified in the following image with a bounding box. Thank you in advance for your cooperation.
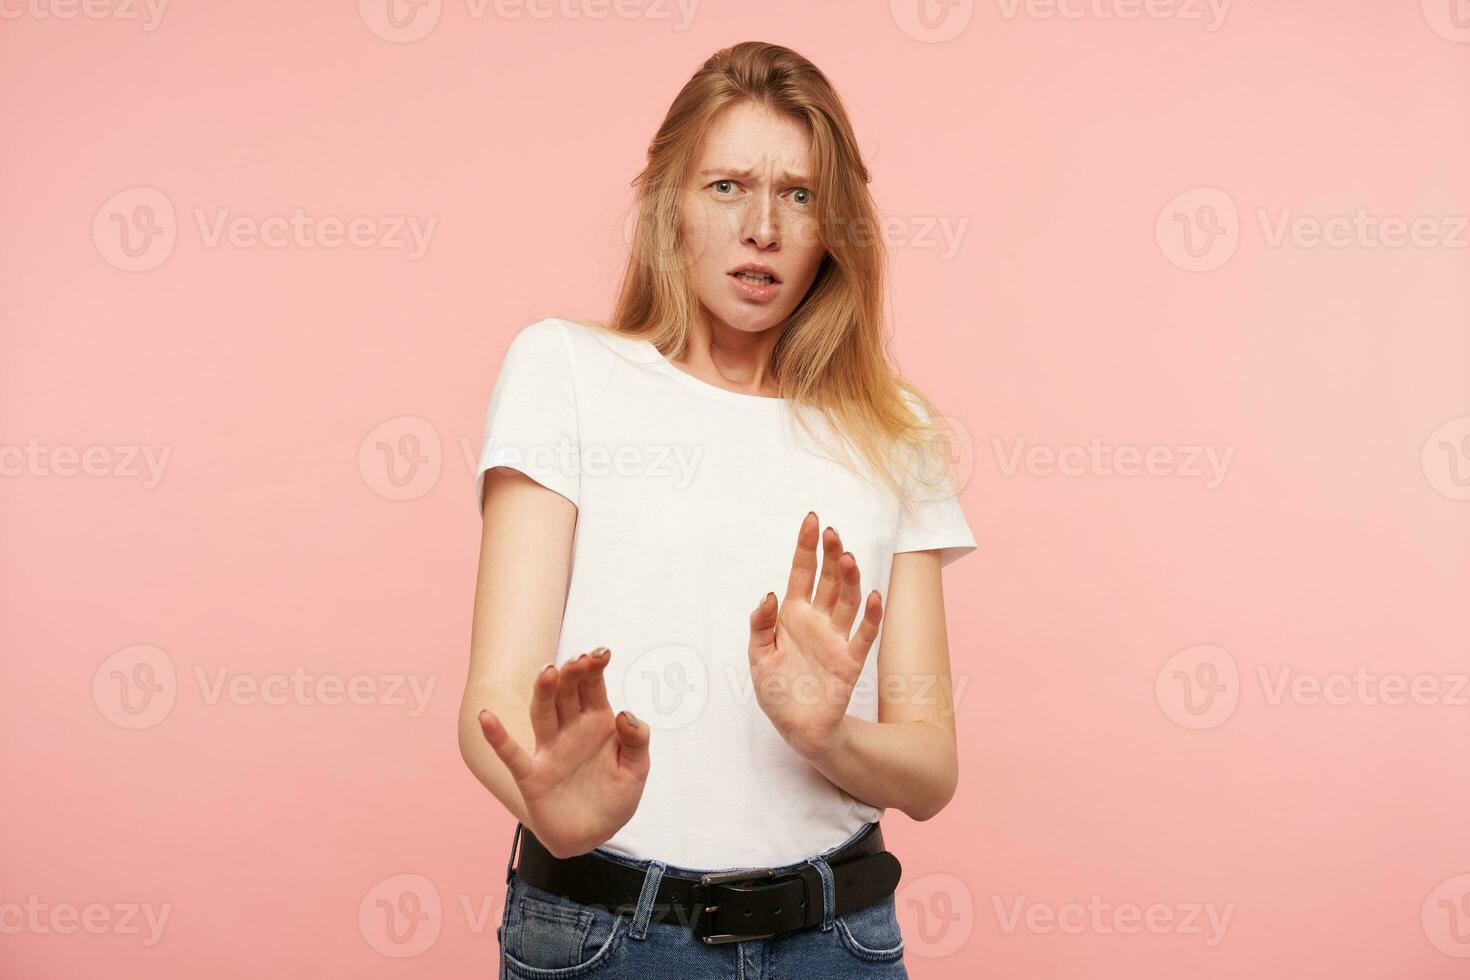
[2,1,1467,977]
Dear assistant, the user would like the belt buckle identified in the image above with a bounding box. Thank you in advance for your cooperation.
[692,867,800,945]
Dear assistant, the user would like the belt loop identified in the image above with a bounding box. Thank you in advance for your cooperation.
[629,860,665,941]
[807,856,837,932]
[505,822,523,885]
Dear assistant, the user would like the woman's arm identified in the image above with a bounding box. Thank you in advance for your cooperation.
[459,467,652,857]
[797,549,961,822]
[458,467,577,824]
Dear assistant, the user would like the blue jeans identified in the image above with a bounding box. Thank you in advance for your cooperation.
[495,822,909,979]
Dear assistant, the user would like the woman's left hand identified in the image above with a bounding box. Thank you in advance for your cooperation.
[746,511,884,760]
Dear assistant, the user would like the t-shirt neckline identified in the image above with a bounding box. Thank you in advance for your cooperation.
[639,339,788,408]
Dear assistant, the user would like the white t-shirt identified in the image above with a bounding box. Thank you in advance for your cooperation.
[473,317,977,870]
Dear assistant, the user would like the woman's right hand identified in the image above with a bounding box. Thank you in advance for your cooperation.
[476,648,651,859]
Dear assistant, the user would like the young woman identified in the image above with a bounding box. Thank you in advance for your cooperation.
[460,41,977,979]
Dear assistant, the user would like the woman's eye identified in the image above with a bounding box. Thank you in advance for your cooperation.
[712,180,736,195]
[790,188,813,205]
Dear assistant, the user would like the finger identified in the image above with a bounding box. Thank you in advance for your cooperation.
[812,526,843,612]
[579,647,612,713]
[748,592,778,663]
[845,590,883,665]
[614,710,651,776]
[783,511,821,604]
[528,663,560,747]
[556,653,591,725]
[831,551,863,634]
[478,708,534,782]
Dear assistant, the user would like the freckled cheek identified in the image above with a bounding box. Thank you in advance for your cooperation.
[787,216,824,253]
[677,205,728,276]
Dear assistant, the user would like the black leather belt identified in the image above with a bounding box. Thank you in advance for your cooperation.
[511,823,902,944]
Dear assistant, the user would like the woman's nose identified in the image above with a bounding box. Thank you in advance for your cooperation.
[740,196,779,249]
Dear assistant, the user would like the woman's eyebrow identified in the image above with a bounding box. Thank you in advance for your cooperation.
[697,166,812,184]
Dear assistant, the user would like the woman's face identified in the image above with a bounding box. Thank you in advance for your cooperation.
[678,101,827,336]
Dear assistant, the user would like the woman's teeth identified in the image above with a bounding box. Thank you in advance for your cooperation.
[735,271,773,284]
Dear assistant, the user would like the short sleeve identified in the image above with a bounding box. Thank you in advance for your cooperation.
[473,318,580,513]
[892,394,978,569]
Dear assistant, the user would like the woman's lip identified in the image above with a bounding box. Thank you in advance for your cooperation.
[729,269,780,283]
[729,272,781,301]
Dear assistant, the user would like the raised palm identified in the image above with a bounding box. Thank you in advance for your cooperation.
[747,512,884,759]
[476,649,650,859]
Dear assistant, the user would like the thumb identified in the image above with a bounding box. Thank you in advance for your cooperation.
[747,591,778,660]
[477,708,533,782]
[614,710,651,777]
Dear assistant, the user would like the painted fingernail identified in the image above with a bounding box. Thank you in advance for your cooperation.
[576,652,588,663]
[594,647,610,659]
[540,663,555,677]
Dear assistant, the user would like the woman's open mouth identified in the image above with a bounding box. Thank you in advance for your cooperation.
[728,267,781,301]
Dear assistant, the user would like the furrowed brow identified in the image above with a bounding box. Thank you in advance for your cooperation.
[697,166,812,184]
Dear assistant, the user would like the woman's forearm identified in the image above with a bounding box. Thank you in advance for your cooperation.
[797,714,958,822]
